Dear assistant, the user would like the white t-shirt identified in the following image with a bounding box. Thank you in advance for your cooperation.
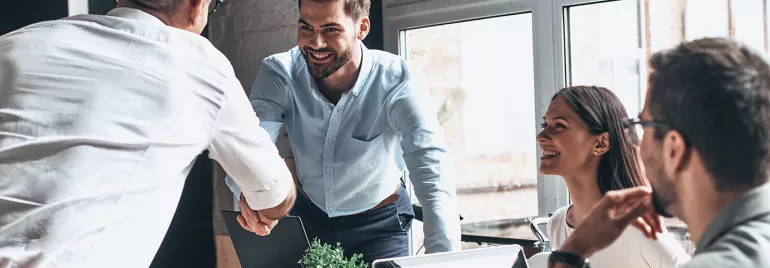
[548,206,691,268]
[0,8,292,268]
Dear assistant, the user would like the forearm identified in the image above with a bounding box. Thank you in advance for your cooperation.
[547,237,592,268]
[560,231,594,258]
[407,151,461,252]
[388,76,461,251]
[417,185,461,253]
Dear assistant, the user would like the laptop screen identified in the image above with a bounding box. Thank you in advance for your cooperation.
[372,245,528,268]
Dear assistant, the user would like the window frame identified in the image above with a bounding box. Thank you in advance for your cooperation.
[383,0,595,221]
[382,0,641,249]
[560,0,648,116]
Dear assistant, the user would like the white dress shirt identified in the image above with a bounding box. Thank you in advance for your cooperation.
[0,8,292,268]
[548,205,691,268]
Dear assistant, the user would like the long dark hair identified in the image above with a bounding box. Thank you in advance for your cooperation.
[553,86,646,194]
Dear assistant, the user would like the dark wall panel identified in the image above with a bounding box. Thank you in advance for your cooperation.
[363,0,384,50]
[0,1,68,36]
[90,0,116,15]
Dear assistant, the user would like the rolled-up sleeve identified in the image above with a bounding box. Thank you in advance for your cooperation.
[388,74,462,253]
[209,65,292,210]
[223,59,291,201]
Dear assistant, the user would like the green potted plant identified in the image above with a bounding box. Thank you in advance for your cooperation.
[298,238,368,268]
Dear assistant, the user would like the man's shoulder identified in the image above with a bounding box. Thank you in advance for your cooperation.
[368,49,412,80]
[684,248,770,268]
[0,18,81,44]
[688,216,770,267]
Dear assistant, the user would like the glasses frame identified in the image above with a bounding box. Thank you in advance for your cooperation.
[624,118,671,145]
[209,0,224,15]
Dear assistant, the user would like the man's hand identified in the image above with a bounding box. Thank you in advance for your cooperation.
[236,180,296,236]
[237,194,278,236]
[559,187,663,259]
[631,206,664,240]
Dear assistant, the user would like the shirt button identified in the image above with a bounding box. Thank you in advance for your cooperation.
[328,189,333,193]
[325,167,330,171]
[328,108,333,113]
[328,138,334,143]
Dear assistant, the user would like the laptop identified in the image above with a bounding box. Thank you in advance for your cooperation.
[372,244,529,268]
[221,210,310,268]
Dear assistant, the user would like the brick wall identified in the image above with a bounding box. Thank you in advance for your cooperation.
[209,0,299,92]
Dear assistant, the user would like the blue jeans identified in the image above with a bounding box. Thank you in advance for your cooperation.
[290,185,414,266]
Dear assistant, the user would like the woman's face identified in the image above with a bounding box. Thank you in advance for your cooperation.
[537,97,602,176]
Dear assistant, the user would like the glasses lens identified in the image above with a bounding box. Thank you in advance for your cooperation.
[632,124,644,145]
[623,123,639,145]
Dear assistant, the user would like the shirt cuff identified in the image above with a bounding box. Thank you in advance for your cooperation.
[240,175,292,211]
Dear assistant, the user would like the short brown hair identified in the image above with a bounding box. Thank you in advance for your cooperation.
[298,0,371,20]
[648,37,770,189]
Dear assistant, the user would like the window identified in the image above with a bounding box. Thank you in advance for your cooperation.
[566,0,770,119]
[401,13,537,251]
[732,0,766,52]
[685,0,729,40]
[646,0,770,67]
[565,0,644,116]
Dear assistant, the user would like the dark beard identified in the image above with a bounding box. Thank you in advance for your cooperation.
[651,190,674,218]
[304,47,353,79]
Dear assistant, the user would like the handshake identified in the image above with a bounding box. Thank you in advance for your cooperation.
[236,188,296,236]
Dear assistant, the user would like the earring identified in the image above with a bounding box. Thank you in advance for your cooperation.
[594,151,599,155]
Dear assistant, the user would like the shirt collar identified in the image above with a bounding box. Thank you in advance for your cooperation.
[348,42,373,96]
[695,182,770,253]
[106,7,165,26]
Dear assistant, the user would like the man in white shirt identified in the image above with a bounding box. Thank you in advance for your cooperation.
[0,1,295,267]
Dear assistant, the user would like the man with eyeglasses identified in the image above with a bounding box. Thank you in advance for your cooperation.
[0,1,296,267]
[549,37,770,268]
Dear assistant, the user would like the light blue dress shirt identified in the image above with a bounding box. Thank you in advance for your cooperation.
[226,43,461,252]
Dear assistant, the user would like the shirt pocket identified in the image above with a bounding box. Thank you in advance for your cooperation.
[345,133,385,174]
[351,132,382,142]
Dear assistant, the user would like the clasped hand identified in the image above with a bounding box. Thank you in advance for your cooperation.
[236,193,279,236]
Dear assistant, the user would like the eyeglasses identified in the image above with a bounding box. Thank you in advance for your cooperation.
[208,0,224,15]
[624,118,670,145]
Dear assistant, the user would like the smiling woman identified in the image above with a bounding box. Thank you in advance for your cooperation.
[539,86,645,195]
[538,86,690,268]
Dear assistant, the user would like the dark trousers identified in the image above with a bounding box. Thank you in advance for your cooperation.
[290,185,414,265]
